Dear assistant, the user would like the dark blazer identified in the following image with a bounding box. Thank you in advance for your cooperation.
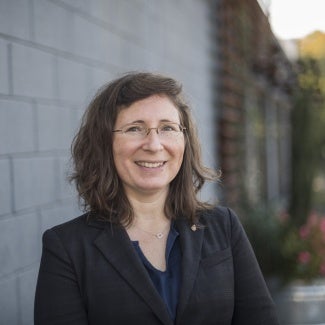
[34,206,279,325]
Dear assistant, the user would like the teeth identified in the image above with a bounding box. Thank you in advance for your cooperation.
[136,161,164,168]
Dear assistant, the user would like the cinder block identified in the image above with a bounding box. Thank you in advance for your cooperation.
[60,0,91,13]
[12,44,56,99]
[0,39,10,94]
[0,276,19,325]
[40,201,79,234]
[18,266,39,325]
[13,157,58,211]
[0,159,12,216]
[118,39,146,71]
[36,104,60,151]
[143,13,165,57]
[33,0,73,53]
[70,14,95,59]
[89,0,118,24]
[109,35,130,69]
[0,212,41,277]
[0,0,31,40]
[57,156,75,200]
[89,67,113,95]
[70,108,84,138]
[91,1,145,43]
[0,99,35,155]
[57,57,90,104]
[37,104,74,151]
[141,51,163,71]
[114,1,146,41]
[58,108,76,150]
[40,205,61,235]
[71,15,118,66]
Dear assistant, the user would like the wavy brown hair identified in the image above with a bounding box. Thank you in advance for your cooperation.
[70,72,219,225]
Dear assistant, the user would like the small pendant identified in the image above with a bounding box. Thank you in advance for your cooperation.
[191,224,197,231]
[156,232,164,239]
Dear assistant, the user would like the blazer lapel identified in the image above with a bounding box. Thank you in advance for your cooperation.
[90,221,173,325]
[175,218,205,322]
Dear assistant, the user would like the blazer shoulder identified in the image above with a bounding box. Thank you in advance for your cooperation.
[42,213,93,244]
[49,213,88,232]
[199,205,240,227]
[43,212,119,246]
[198,206,245,247]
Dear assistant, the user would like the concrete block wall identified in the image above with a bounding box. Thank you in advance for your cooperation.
[0,0,218,324]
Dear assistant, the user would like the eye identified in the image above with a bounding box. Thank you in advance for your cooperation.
[160,123,179,132]
[124,125,145,133]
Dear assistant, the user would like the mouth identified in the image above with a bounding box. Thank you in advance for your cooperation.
[135,161,166,168]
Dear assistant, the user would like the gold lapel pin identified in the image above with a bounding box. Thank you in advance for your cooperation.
[191,224,197,231]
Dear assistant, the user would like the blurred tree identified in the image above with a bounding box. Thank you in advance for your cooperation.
[298,31,325,59]
[290,31,325,225]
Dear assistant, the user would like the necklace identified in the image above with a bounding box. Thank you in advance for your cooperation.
[135,223,170,239]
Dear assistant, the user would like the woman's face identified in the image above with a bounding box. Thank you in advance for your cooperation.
[112,95,185,198]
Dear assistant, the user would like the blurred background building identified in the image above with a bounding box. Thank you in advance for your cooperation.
[0,0,296,324]
[216,0,294,210]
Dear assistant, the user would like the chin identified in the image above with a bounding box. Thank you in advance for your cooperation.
[137,184,169,194]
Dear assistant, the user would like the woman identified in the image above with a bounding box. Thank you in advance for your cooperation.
[34,72,279,324]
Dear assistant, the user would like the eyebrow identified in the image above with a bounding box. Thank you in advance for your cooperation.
[125,119,178,125]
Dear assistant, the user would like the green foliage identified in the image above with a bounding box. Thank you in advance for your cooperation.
[243,207,325,284]
[242,206,288,279]
[282,211,325,282]
[243,32,325,287]
[290,58,325,226]
[298,31,325,59]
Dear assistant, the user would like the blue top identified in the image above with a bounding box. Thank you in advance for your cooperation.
[132,224,181,320]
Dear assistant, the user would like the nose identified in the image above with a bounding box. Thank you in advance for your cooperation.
[146,127,159,136]
[142,129,164,151]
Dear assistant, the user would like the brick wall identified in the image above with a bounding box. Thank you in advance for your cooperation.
[216,0,293,209]
[0,1,218,323]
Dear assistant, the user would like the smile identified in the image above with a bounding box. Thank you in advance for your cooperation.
[135,161,166,168]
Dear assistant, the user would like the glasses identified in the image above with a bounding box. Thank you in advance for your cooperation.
[113,122,186,140]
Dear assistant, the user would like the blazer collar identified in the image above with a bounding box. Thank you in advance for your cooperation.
[174,218,205,323]
[87,216,205,325]
[90,220,173,325]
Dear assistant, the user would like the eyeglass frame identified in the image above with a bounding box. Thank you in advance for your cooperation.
[112,122,186,139]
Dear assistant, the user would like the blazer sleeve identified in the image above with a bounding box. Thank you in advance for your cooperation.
[228,208,279,325]
[34,229,88,325]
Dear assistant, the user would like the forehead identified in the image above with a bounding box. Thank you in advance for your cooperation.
[115,95,180,125]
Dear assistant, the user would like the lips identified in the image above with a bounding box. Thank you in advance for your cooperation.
[135,161,166,168]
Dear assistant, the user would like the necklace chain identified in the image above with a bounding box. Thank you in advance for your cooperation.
[135,223,170,239]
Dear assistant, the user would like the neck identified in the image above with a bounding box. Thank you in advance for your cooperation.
[132,199,167,224]
[125,188,170,227]
[131,200,170,233]
[128,207,171,240]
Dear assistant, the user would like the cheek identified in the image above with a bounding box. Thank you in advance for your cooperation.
[112,149,130,183]
[178,137,186,153]
[112,139,136,167]
[112,140,126,169]
[173,141,185,162]
[177,142,186,169]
